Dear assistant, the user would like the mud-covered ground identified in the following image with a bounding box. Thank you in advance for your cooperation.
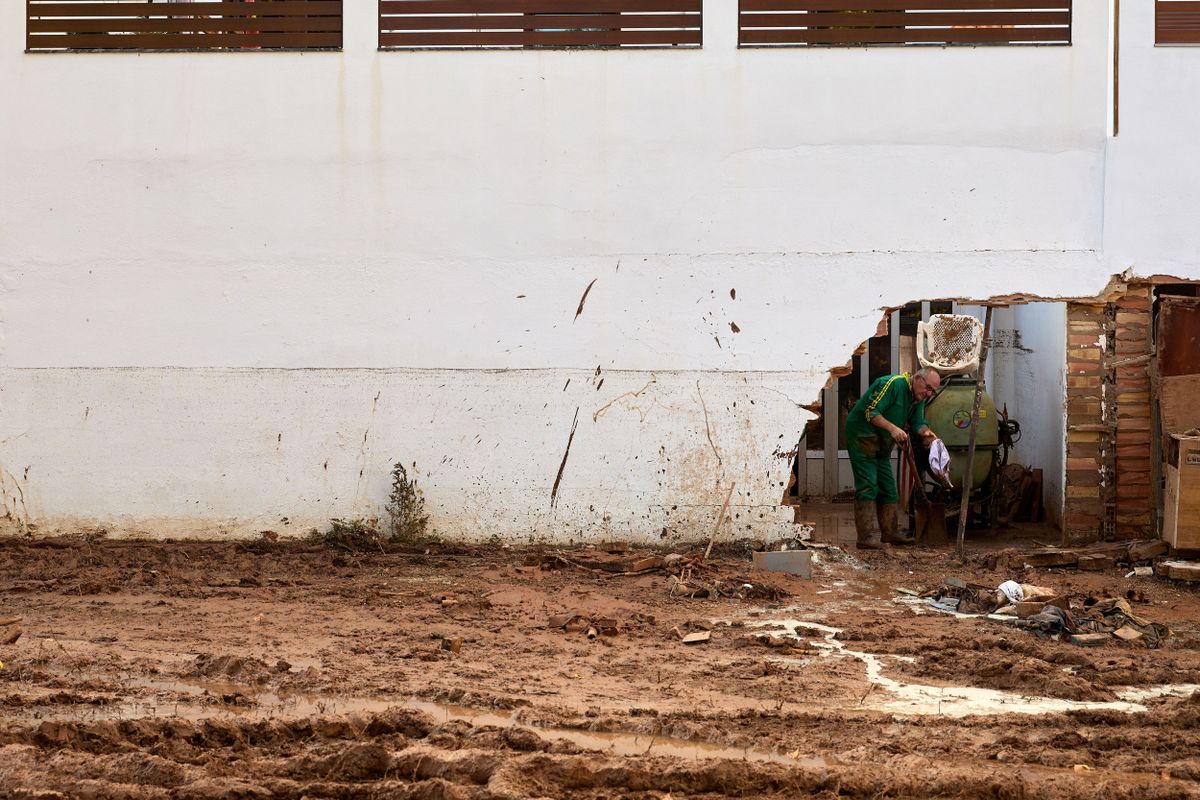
[3,530,1200,799]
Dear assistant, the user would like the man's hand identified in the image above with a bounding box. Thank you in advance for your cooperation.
[920,427,938,446]
[890,426,909,446]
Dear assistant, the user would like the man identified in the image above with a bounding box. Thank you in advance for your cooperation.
[844,367,942,549]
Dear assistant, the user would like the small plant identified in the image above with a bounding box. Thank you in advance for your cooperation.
[385,462,432,544]
[309,517,385,552]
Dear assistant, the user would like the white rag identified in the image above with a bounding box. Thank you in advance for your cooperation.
[928,438,953,488]
[998,580,1024,604]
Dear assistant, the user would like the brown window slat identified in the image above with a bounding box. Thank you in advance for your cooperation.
[382,0,699,14]
[738,0,1070,47]
[29,17,342,34]
[28,32,342,50]
[742,25,1068,45]
[28,1,342,17]
[740,0,1068,10]
[739,11,1071,28]
[380,0,700,48]
[382,13,698,30]
[26,0,342,51]
[1156,0,1200,44]
[379,29,700,46]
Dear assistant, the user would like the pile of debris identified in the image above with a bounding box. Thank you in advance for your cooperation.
[978,539,1169,574]
[918,578,1172,648]
[539,543,791,602]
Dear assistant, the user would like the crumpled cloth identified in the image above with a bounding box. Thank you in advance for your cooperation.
[928,438,953,488]
[998,580,1024,604]
[1016,605,1075,638]
[1078,598,1172,648]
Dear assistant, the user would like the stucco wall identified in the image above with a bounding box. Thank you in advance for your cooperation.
[1104,0,1200,274]
[0,0,1157,540]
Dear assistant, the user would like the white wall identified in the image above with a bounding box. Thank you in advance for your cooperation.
[0,1,1130,540]
[1104,1,1200,275]
[988,303,1068,526]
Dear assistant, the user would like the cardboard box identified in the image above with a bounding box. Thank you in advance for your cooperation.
[1164,433,1200,551]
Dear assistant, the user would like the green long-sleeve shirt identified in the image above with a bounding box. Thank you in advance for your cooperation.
[845,373,929,439]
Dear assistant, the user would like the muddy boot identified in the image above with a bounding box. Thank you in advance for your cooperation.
[878,503,913,545]
[854,500,883,550]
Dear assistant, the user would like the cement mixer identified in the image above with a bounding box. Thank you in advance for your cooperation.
[912,314,1017,528]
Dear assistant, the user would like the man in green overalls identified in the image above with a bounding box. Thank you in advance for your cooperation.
[845,367,942,549]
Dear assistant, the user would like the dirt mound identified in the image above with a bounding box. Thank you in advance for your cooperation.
[188,654,284,684]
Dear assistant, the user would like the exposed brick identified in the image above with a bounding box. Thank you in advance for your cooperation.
[1067,376,1102,389]
[1117,417,1151,431]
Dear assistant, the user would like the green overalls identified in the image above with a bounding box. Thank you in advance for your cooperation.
[845,373,930,504]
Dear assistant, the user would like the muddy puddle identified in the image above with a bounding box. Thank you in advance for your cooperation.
[748,611,1200,717]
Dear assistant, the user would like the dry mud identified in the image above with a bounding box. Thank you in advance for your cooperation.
[2,536,1200,798]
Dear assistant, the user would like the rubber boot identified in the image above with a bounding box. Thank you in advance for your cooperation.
[878,503,914,545]
[854,500,883,550]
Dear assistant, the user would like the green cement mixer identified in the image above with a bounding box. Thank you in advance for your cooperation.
[923,378,1000,494]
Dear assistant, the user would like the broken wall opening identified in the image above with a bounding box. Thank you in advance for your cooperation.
[787,298,1069,534]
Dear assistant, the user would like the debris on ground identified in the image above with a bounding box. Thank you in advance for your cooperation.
[925,574,1174,648]
[1159,560,1200,582]
[544,549,665,576]
[978,539,1170,573]
[1,616,20,646]
[750,550,812,579]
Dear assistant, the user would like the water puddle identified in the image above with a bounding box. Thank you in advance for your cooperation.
[747,614,1199,717]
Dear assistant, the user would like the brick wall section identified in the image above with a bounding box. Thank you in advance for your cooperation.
[1064,302,1113,544]
[1113,284,1155,539]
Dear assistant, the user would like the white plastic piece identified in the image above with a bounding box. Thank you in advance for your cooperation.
[917,314,985,376]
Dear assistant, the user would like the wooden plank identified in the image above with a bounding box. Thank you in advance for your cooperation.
[29,17,342,33]
[738,10,1070,27]
[28,1,342,16]
[741,25,1068,43]
[382,0,699,13]
[740,0,1068,11]
[381,13,698,30]
[27,32,341,49]
[380,28,700,45]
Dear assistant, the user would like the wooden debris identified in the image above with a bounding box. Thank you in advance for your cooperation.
[1128,540,1169,562]
[676,628,711,644]
[1023,549,1079,568]
[1113,626,1144,641]
[1069,633,1110,647]
[1016,601,1045,619]
[1,627,21,646]
[1078,554,1115,572]
[1159,561,1200,582]
[0,617,21,627]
